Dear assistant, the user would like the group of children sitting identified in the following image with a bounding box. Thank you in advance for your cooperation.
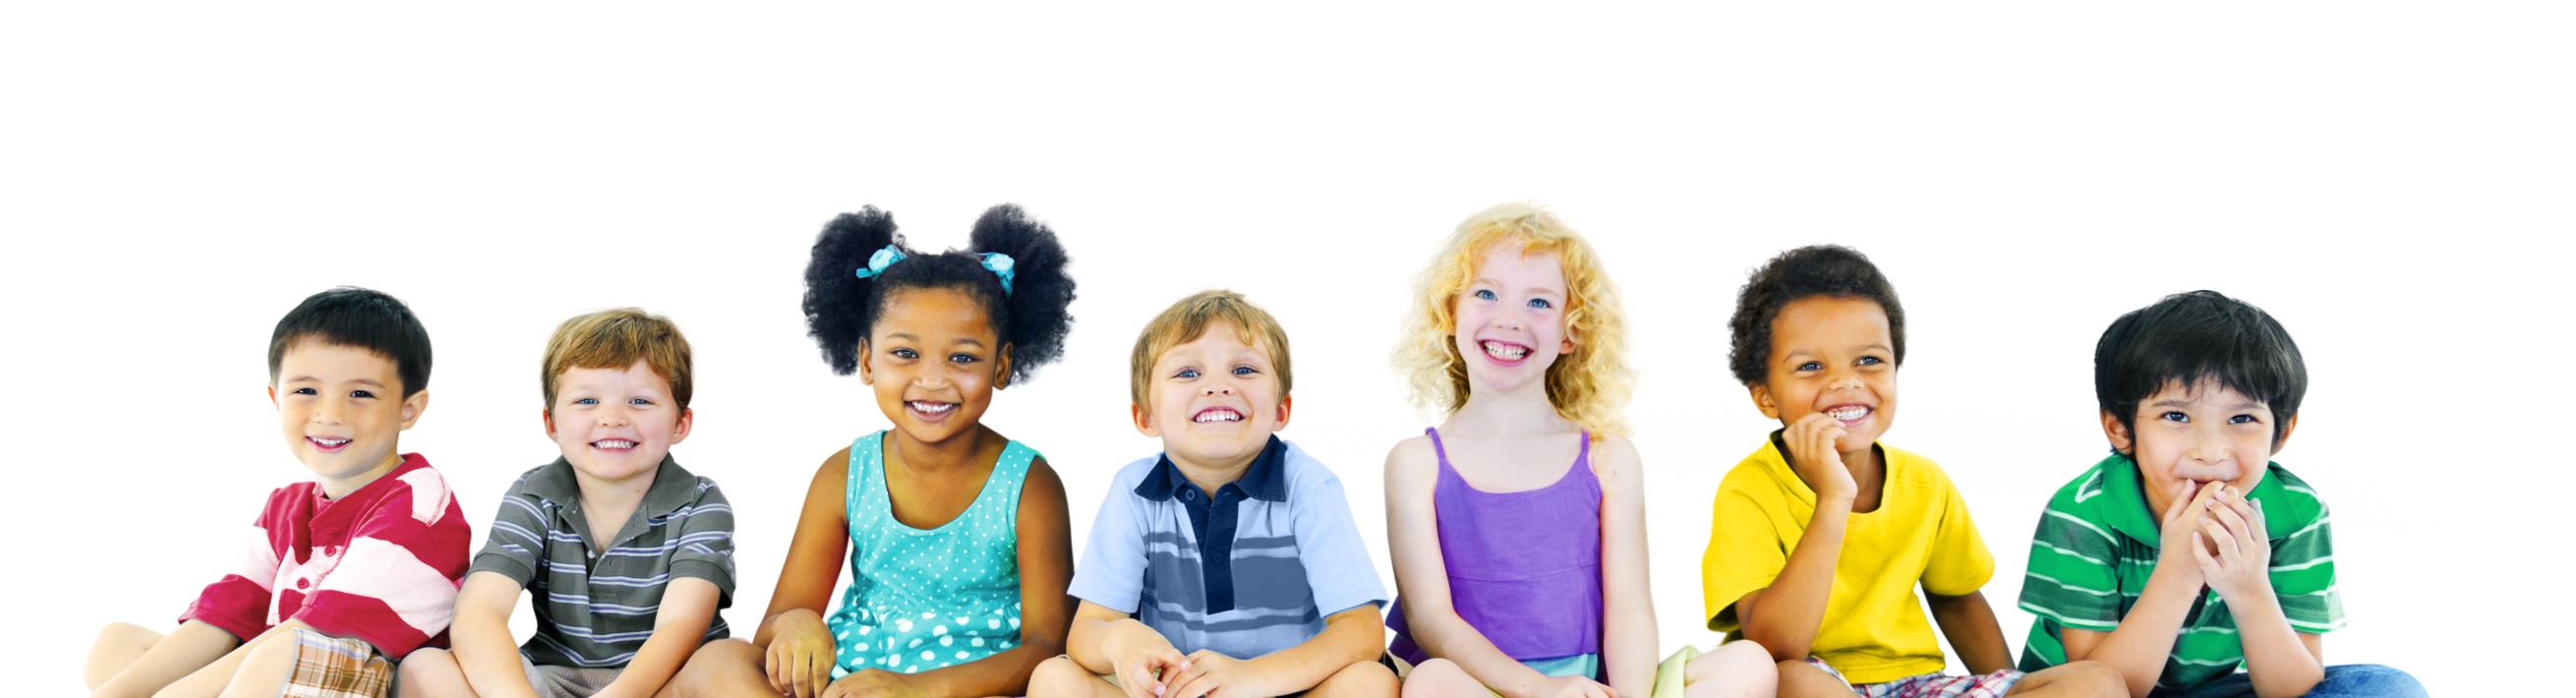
[82,204,2423,698]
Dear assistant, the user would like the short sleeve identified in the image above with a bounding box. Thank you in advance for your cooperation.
[178,492,287,642]
[1920,475,1996,597]
[1292,472,1389,617]
[2018,502,2125,632]
[669,479,738,600]
[466,474,548,588]
[2268,500,2342,633]
[1702,471,1787,633]
[1067,480,1150,614]
[295,468,471,661]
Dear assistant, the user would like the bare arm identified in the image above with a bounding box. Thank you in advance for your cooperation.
[1382,438,1551,698]
[595,577,723,698]
[450,571,540,698]
[1235,606,1386,693]
[1735,414,1858,663]
[2061,481,2222,698]
[887,457,1078,697]
[151,618,316,698]
[1066,601,1188,698]
[90,621,241,698]
[757,448,854,698]
[1594,436,1659,696]
[1924,590,2011,674]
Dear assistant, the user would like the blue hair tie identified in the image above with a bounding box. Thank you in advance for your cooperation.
[853,246,907,279]
[978,253,1017,295]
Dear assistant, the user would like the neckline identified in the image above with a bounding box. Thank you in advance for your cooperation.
[1428,427,1593,496]
[871,431,1009,535]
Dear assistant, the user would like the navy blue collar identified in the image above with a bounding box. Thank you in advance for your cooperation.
[1137,436,1289,502]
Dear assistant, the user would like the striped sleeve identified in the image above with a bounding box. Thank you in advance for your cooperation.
[2019,495,2124,632]
[296,467,472,660]
[2268,499,2343,633]
[668,478,738,598]
[178,490,290,641]
[467,472,550,588]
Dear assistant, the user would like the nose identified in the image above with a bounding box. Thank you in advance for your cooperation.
[1203,381,1234,396]
[598,405,628,428]
[2182,423,2234,470]
[311,399,343,425]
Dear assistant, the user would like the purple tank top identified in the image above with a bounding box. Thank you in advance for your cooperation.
[1388,427,1605,665]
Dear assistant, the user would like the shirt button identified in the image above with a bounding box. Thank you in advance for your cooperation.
[323,546,340,556]
[296,578,310,590]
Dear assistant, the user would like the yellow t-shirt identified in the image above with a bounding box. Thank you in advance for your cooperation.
[1700,436,1994,684]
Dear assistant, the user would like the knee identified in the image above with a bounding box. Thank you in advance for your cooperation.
[1692,641,1778,696]
[671,640,764,687]
[1026,656,1093,698]
[1400,659,1479,697]
[2048,660,2125,692]
[393,649,462,698]
[2320,664,2426,698]
[1317,658,1397,695]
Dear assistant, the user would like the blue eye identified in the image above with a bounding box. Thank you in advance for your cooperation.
[1474,289,1496,301]
[1527,298,1552,310]
[1175,368,1200,379]
[574,397,598,406]
[629,397,655,406]
[2161,411,2190,423]
[1232,366,1257,377]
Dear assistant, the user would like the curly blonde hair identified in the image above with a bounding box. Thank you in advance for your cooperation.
[1396,203,1631,436]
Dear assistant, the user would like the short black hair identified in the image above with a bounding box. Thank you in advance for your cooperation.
[267,287,434,396]
[2095,290,2306,443]
[802,204,1078,385]
[1726,245,1906,386]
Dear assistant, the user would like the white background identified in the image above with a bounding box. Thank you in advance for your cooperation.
[5,3,2567,694]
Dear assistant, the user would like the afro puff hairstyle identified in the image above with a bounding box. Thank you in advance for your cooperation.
[1726,245,1906,386]
[801,204,1076,386]
[2094,290,2306,444]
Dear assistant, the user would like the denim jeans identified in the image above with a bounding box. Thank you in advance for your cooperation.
[2159,664,2426,698]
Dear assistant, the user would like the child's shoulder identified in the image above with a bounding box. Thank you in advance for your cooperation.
[2036,453,2131,516]
[1104,452,1166,494]
[2254,461,2330,529]
[363,454,458,526]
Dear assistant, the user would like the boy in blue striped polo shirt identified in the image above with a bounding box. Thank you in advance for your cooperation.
[1031,290,1396,698]
[397,309,752,697]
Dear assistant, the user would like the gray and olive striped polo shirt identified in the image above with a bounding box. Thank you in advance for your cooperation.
[2018,453,2341,692]
[470,456,735,668]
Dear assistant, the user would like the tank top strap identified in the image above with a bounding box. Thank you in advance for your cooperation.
[982,440,1038,524]
[1424,427,1462,482]
[844,431,889,557]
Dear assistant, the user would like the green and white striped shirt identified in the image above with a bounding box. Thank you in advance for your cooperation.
[2017,453,2342,692]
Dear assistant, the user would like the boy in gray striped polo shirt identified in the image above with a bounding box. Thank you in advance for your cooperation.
[2018,291,2424,697]
[397,309,749,697]
[1032,290,1396,698]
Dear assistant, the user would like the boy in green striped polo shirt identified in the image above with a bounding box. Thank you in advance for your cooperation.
[2017,291,2423,697]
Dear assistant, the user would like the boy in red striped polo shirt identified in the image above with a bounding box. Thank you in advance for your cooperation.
[83,287,471,698]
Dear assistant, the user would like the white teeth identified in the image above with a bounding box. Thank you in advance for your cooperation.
[312,437,349,446]
[1482,341,1529,360]
[595,439,636,449]
[1194,409,1243,424]
[908,401,956,414]
[1827,406,1871,421]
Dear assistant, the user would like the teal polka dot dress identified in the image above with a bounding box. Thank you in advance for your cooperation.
[827,432,1034,676]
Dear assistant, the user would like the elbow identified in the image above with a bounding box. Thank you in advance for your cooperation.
[1737,626,1807,664]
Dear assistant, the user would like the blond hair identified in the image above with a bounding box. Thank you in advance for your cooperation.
[542,308,695,411]
[1131,290,1292,412]
[1395,204,1630,436]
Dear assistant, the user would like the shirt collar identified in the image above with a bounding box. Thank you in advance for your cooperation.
[525,454,698,516]
[1136,436,1290,502]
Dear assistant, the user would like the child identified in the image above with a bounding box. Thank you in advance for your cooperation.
[1703,246,2119,697]
[1385,204,1772,698]
[83,286,471,698]
[688,204,1081,698]
[395,308,747,696]
[2014,291,2425,697]
[1030,290,1397,698]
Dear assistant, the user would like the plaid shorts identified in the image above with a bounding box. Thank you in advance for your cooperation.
[280,628,395,698]
[1804,658,2023,698]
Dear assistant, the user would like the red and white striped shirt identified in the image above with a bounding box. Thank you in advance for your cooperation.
[179,453,471,660]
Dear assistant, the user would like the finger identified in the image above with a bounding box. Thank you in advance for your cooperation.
[2164,480,2202,524]
[2198,516,2241,562]
[820,680,846,698]
[2193,532,2223,576]
[2208,497,2254,541]
[1170,670,1216,698]
[1121,661,1161,698]
[1598,680,1620,698]
[766,645,785,694]
[813,655,837,698]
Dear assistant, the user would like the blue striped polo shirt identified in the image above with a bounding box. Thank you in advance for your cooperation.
[468,456,735,668]
[1069,436,1387,660]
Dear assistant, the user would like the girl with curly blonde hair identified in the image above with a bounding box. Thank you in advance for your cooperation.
[1383,204,1774,698]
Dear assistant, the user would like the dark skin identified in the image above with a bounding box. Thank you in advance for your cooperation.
[753,288,1077,698]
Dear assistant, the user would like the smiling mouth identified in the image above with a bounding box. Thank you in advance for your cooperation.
[1480,340,1531,362]
[1825,405,1872,422]
[592,439,637,450]
[907,400,957,416]
[1193,407,1244,424]
[307,436,351,451]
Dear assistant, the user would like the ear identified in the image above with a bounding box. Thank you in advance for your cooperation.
[2100,409,2134,455]
[267,384,278,409]
[670,408,695,446]
[856,340,874,384]
[1132,400,1158,437]
[543,407,556,439]
[992,343,1016,390]
[398,389,430,431]
[1748,383,1781,420]
[2269,413,2297,455]
[1271,394,1294,433]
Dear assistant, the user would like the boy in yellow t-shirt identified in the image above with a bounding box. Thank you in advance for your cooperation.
[1702,246,2121,697]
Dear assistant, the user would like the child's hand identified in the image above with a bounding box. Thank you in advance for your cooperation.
[1165,651,1273,698]
[2153,479,2213,588]
[1106,620,1190,698]
[2194,485,2275,605]
[1786,413,1857,503]
[819,669,929,698]
[1531,674,1618,698]
[765,609,838,698]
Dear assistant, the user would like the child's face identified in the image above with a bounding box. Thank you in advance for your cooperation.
[1749,296,1899,455]
[2106,378,2297,519]
[1450,244,1574,394]
[861,287,1010,446]
[547,360,692,486]
[269,340,426,485]
[1135,320,1291,471]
